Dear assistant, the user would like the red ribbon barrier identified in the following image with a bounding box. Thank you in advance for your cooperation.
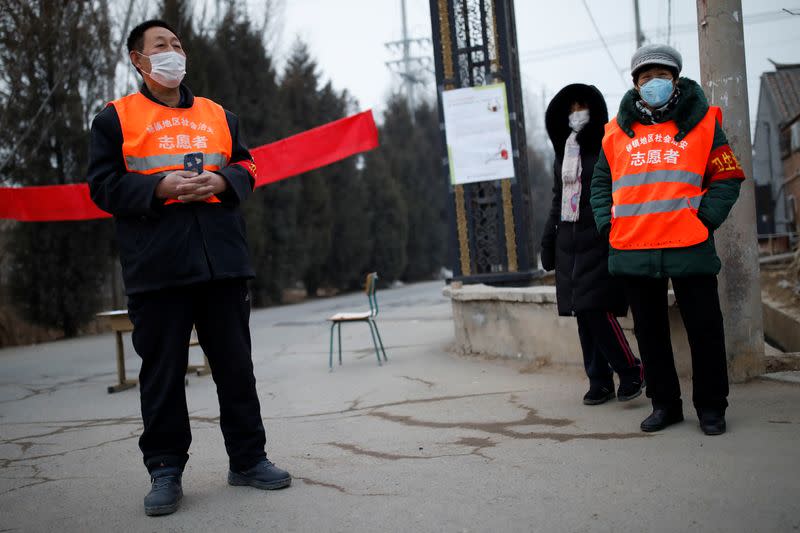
[0,184,111,221]
[0,109,379,222]
[251,110,378,187]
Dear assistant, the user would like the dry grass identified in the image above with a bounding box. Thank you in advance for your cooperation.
[761,255,800,311]
[0,306,62,348]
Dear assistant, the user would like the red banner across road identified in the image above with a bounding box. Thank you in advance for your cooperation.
[0,110,379,222]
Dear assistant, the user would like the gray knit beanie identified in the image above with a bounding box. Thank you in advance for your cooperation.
[630,43,682,81]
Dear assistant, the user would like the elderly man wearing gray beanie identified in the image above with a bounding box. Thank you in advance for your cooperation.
[590,43,746,436]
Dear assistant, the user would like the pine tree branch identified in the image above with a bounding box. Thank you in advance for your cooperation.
[0,67,69,181]
[0,2,89,182]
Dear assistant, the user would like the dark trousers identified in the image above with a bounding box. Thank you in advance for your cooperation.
[622,275,729,411]
[127,279,267,473]
[576,310,643,388]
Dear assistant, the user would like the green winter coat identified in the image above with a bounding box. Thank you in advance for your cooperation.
[590,77,743,278]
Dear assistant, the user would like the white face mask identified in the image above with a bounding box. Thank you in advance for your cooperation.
[139,51,186,88]
[568,109,590,132]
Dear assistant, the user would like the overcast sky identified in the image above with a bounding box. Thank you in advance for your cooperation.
[246,0,800,145]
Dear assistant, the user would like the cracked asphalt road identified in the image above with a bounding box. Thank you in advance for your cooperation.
[1,281,799,532]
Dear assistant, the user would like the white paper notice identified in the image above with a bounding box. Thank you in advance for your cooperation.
[441,83,515,185]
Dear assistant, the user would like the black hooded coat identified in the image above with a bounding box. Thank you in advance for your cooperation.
[540,84,627,317]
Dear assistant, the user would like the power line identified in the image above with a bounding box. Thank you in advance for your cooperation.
[519,9,794,65]
[582,0,628,89]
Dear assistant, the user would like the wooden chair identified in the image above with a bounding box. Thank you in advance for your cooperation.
[327,272,388,370]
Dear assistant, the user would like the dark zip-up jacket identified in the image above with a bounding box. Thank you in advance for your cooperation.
[87,84,256,295]
[541,84,627,317]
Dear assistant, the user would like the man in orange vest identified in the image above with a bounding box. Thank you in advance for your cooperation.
[591,44,744,436]
[87,20,291,517]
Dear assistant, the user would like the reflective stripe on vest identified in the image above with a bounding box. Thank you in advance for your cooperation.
[611,169,703,193]
[125,152,230,173]
[613,194,703,218]
[110,92,233,204]
[601,106,721,250]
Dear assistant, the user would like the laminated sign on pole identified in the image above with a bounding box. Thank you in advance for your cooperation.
[441,83,515,185]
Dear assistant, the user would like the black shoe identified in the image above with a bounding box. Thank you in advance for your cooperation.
[583,386,615,405]
[144,466,182,516]
[640,407,684,432]
[228,459,292,490]
[617,379,645,402]
[697,408,726,435]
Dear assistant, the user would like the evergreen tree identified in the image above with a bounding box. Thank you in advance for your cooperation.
[279,43,334,296]
[0,0,115,336]
[161,0,217,98]
[411,100,448,278]
[207,1,288,305]
[364,151,408,282]
[318,87,371,290]
[206,2,283,145]
[379,95,447,281]
[253,178,302,303]
[325,161,372,290]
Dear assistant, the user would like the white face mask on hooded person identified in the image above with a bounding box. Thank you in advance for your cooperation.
[139,50,186,88]
[568,109,590,132]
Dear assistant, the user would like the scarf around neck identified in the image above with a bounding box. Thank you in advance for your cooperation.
[560,131,582,222]
[635,85,682,124]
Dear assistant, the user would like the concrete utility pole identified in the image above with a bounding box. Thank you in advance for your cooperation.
[667,0,673,46]
[696,0,765,381]
[633,0,645,48]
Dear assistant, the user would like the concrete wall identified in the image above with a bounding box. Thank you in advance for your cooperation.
[762,297,800,353]
[444,284,693,377]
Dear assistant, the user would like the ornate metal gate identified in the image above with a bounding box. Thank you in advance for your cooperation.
[429,0,534,284]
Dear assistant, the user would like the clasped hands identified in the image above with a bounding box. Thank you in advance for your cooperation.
[155,170,227,202]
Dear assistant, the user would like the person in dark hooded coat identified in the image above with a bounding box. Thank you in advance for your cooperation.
[540,83,644,405]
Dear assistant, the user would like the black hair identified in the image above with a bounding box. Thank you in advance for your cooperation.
[632,65,679,84]
[126,19,179,53]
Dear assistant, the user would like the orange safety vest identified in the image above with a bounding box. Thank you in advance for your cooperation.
[110,92,233,204]
[602,106,721,250]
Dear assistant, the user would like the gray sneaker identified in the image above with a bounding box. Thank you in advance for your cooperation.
[144,466,182,516]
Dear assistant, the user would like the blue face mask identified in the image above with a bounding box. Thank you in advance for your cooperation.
[639,78,674,108]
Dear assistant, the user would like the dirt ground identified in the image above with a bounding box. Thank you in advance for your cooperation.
[760,260,800,312]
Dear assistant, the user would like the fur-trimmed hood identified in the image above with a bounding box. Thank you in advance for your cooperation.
[545,83,608,161]
[615,77,710,141]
